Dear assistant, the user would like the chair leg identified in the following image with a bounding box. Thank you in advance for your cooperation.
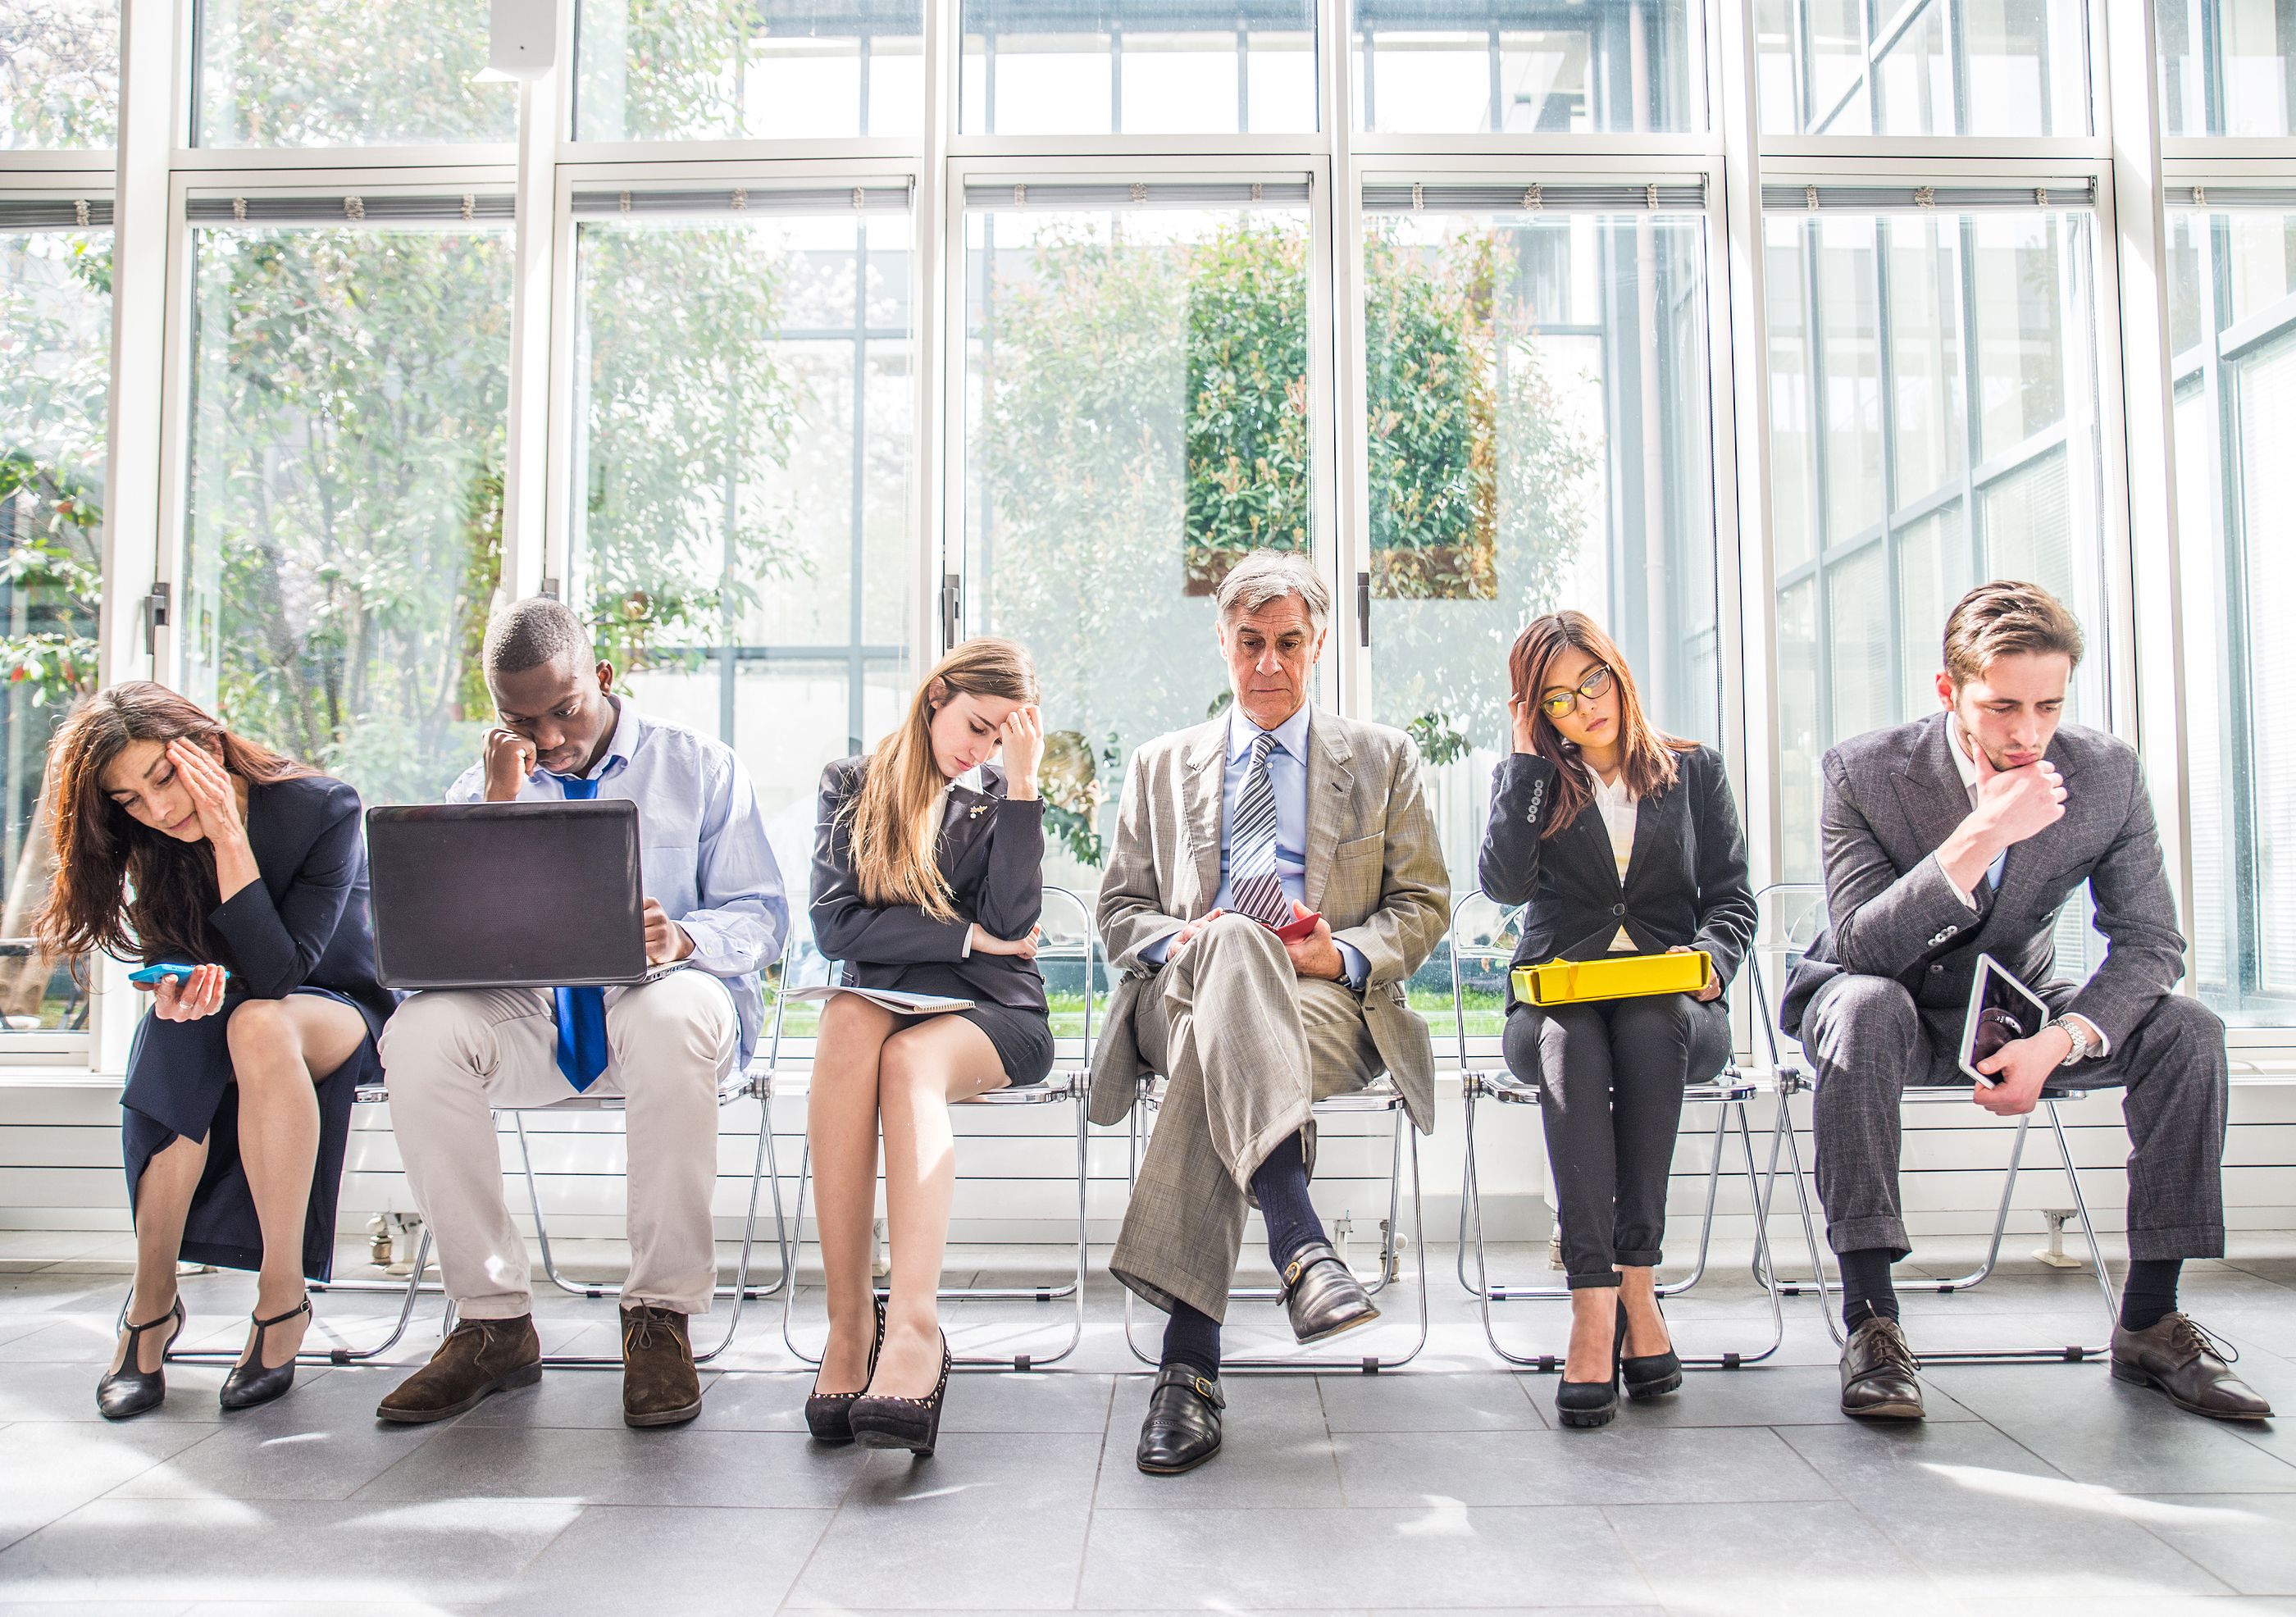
[164,1226,438,1369]
[2048,1098,2122,1335]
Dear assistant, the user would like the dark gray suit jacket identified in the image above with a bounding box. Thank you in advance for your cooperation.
[1779,713,2187,1049]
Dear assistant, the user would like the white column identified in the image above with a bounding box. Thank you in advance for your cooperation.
[500,8,566,602]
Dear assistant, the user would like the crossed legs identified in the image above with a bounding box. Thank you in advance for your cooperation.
[116,996,367,1376]
[810,994,1009,1399]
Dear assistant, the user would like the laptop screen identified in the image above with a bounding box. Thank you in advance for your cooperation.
[366,801,649,990]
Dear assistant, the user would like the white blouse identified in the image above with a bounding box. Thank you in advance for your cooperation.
[1588,768,1637,951]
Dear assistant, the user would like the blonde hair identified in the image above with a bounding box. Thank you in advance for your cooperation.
[840,637,1039,922]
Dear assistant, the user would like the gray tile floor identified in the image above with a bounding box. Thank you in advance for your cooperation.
[2,1229,2294,1615]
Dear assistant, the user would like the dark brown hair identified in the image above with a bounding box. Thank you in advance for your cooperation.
[34,682,312,969]
[1943,581,2086,685]
[1508,611,1694,840]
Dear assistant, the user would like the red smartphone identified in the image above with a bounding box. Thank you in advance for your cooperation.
[1273,909,1323,943]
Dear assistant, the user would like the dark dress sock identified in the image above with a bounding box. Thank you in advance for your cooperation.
[1250,1130,1328,1272]
[1160,1301,1222,1379]
[2119,1258,2183,1332]
[1838,1247,1901,1330]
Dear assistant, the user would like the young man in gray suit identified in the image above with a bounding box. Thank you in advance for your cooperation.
[1782,581,2269,1423]
[1091,549,1451,1474]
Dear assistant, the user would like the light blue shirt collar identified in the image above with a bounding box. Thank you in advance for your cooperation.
[1226,699,1312,766]
[563,695,640,784]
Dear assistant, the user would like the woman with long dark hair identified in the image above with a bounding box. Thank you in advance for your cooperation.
[1477,613,1755,1429]
[804,636,1050,1455]
[36,682,394,1419]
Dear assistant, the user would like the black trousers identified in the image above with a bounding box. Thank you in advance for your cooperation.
[1502,995,1732,1289]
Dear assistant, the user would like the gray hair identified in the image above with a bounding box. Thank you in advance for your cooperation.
[483,595,594,678]
[1213,549,1330,631]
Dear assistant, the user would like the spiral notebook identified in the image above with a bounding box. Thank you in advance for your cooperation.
[786,985,973,1015]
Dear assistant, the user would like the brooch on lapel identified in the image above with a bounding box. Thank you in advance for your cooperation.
[968,802,989,820]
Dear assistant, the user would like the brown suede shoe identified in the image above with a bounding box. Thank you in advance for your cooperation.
[376,1314,542,1424]
[622,1305,703,1428]
[2112,1313,2275,1421]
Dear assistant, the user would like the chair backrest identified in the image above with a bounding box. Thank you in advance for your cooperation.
[1444,886,1524,1067]
[1747,881,1827,1077]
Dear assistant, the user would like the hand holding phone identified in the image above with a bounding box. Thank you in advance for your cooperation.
[131,962,230,1023]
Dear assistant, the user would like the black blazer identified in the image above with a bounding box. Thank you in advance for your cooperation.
[119,772,395,1281]
[1475,745,1756,1012]
[810,756,1048,1013]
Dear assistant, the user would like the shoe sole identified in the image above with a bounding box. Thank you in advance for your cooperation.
[851,1426,934,1454]
[2112,1361,2274,1421]
[1842,1397,1925,1420]
[376,1360,542,1425]
[1556,1405,1619,1429]
[1624,1372,1683,1401]
[1137,1443,1222,1475]
[625,1397,704,1429]
[1294,1302,1381,1347]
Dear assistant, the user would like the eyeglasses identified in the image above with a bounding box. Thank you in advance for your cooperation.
[1538,665,1615,720]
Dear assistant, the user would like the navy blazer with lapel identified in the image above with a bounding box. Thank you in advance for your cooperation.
[1475,744,1756,1012]
[810,755,1049,1012]
[1778,713,2188,1046]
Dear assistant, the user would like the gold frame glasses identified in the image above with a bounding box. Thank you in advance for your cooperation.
[1538,665,1615,720]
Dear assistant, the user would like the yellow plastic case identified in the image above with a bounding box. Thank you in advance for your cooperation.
[1511,950,1711,1007]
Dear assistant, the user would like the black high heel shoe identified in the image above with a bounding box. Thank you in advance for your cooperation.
[804,1294,886,1444]
[218,1296,309,1412]
[97,1296,185,1420]
[849,1330,951,1455]
[1555,1300,1623,1429]
[1621,1296,1683,1401]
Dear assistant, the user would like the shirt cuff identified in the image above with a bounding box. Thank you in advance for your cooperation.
[1336,941,1370,992]
[1141,932,1173,968]
[959,927,973,959]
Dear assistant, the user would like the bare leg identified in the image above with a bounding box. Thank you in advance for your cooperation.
[1564,1282,1620,1382]
[113,1132,208,1375]
[226,996,367,1369]
[869,1016,1008,1399]
[1619,1264,1671,1356]
[809,993,900,1395]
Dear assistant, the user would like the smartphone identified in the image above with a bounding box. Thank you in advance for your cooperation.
[1273,909,1322,943]
[128,963,229,988]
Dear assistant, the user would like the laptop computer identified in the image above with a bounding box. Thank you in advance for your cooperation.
[366,800,668,991]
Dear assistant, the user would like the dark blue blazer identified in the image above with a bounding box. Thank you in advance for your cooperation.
[120,772,394,1280]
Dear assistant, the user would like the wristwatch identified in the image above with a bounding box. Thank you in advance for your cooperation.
[2048,1015,2098,1066]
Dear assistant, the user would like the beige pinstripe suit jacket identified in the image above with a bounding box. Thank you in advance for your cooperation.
[1088,706,1452,1132]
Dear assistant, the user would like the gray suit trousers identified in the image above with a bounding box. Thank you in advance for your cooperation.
[1804,972,2228,1262]
[1111,913,1381,1321]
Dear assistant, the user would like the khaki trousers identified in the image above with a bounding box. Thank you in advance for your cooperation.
[378,972,738,1319]
[1112,913,1381,1320]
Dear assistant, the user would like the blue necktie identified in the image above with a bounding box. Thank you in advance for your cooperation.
[549,773,609,1092]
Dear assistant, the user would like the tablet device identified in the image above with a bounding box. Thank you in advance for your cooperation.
[1957,953,2053,1087]
[366,801,651,991]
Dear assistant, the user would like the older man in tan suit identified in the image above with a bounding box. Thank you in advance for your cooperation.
[1092,549,1450,1475]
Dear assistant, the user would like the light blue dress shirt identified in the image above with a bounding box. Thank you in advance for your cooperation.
[1144,703,1369,991]
[447,697,790,1066]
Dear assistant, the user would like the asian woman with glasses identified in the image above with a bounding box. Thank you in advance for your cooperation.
[1475,613,1756,1429]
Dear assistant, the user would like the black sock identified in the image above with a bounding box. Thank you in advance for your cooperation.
[1160,1301,1221,1379]
[1839,1248,1901,1330]
[2120,1259,2183,1332]
[1250,1131,1328,1272]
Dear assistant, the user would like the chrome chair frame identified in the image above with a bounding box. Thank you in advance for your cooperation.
[777,886,1096,1373]
[1443,890,1788,1370]
[165,1082,435,1369]
[1118,1073,1429,1375]
[1745,881,2121,1364]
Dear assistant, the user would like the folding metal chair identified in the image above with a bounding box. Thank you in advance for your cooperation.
[1746,881,2121,1364]
[1443,888,1787,1370]
[1117,1064,1429,1372]
[777,886,1096,1373]
[165,1079,435,1369]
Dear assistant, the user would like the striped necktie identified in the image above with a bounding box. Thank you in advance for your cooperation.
[549,773,609,1092]
[1228,732,1292,928]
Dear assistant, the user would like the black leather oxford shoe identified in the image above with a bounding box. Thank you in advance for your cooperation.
[1137,1365,1224,1475]
[1839,1316,1924,1420]
[1278,1241,1379,1345]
